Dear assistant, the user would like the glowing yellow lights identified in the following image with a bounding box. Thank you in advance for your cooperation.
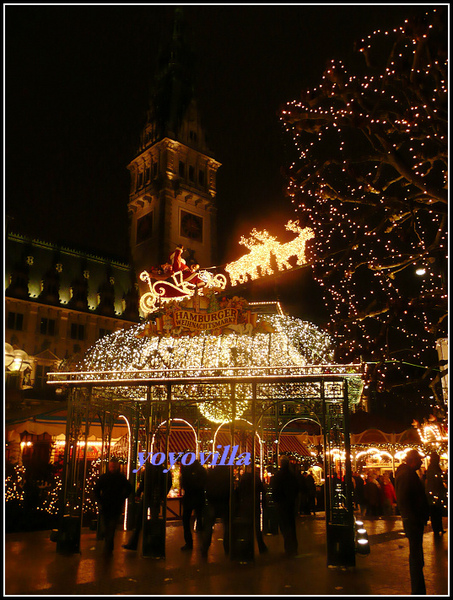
[355,448,393,461]
[71,313,338,423]
[417,423,448,445]
[139,269,227,316]
[53,439,106,448]
[225,221,314,286]
[138,219,315,316]
[199,391,250,424]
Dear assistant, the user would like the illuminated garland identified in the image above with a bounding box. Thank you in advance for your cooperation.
[36,475,62,516]
[5,464,26,505]
[84,457,102,515]
[5,466,61,516]
[412,414,448,447]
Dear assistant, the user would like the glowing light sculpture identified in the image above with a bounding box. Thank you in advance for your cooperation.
[139,269,227,315]
[225,221,314,286]
[76,313,337,424]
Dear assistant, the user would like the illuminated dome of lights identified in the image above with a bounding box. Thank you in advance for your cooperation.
[77,314,337,423]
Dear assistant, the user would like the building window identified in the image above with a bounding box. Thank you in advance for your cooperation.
[99,328,112,338]
[189,166,195,182]
[7,311,24,331]
[40,318,56,336]
[35,364,52,389]
[179,160,185,177]
[198,170,205,186]
[136,212,153,244]
[70,323,85,341]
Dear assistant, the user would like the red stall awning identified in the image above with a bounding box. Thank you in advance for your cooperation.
[278,434,310,456]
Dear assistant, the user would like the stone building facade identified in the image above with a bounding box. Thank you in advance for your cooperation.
[5,233,140,399]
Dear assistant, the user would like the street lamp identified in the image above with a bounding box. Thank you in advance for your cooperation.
[5,343,15,369]
[5,343,31,390]
[5,343,30,373]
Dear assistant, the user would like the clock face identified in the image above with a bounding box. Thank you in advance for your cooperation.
[180,210,203,242]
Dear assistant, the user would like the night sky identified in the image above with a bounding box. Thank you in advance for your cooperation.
[5,4,429,320]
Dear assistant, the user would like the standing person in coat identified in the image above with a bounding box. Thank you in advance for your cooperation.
[381,473,397,516]
[425,451,446,536]
[271,455,299,556]
[395,449,430,595]
[180,459,207,551]
[237,467,268,554]
[94,458,132,554]
[201,465,230,558]
[352,471,366,516]
[364,473,381,517]
[123,462,172,551]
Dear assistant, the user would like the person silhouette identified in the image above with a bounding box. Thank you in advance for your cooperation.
[201,465,230,558]
[271,455,299,556]
[94,458,132,554]
[395,449,430,594]
[425,451,446,536]
[180,459,207,551]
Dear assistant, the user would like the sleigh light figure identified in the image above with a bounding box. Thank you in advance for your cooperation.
[139,267,227,316]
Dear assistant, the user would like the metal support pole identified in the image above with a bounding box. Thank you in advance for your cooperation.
[342,380,355,521]
[229,382,235,559]
[142,384,168,558]
[325,378,356,567]
[56,388,83,554]
[79,389,92,529]
[60,389,74,518]
[251,382,256,561]
[126,404,141,531]
[321,381,330,522]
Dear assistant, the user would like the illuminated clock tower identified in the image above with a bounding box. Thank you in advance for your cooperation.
[127,10,221,286]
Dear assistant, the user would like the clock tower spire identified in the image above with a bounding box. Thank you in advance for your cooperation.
[128,9,221,284]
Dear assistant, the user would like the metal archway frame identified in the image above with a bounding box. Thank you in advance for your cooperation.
[48,364,364,565]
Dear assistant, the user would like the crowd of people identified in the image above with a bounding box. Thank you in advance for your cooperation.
[96,456,317,559]
[9,445,444,580]
[352,452,448,525]
[93,451,447,563]
[352,470,398,518]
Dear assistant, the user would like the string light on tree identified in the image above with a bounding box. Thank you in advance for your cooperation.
[279,7,447,415]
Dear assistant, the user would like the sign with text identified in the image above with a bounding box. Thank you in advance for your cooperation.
[173,307,239,331]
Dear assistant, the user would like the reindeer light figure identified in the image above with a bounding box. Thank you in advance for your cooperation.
[272,221,315,271]
[226,229,277,286]
[225,220,314,286]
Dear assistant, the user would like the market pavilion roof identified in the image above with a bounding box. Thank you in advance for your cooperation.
[49,311,364,423]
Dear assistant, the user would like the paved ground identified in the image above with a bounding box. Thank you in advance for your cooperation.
[4,513,449,596]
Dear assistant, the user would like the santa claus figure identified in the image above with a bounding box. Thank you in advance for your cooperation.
[169,245,189,274]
